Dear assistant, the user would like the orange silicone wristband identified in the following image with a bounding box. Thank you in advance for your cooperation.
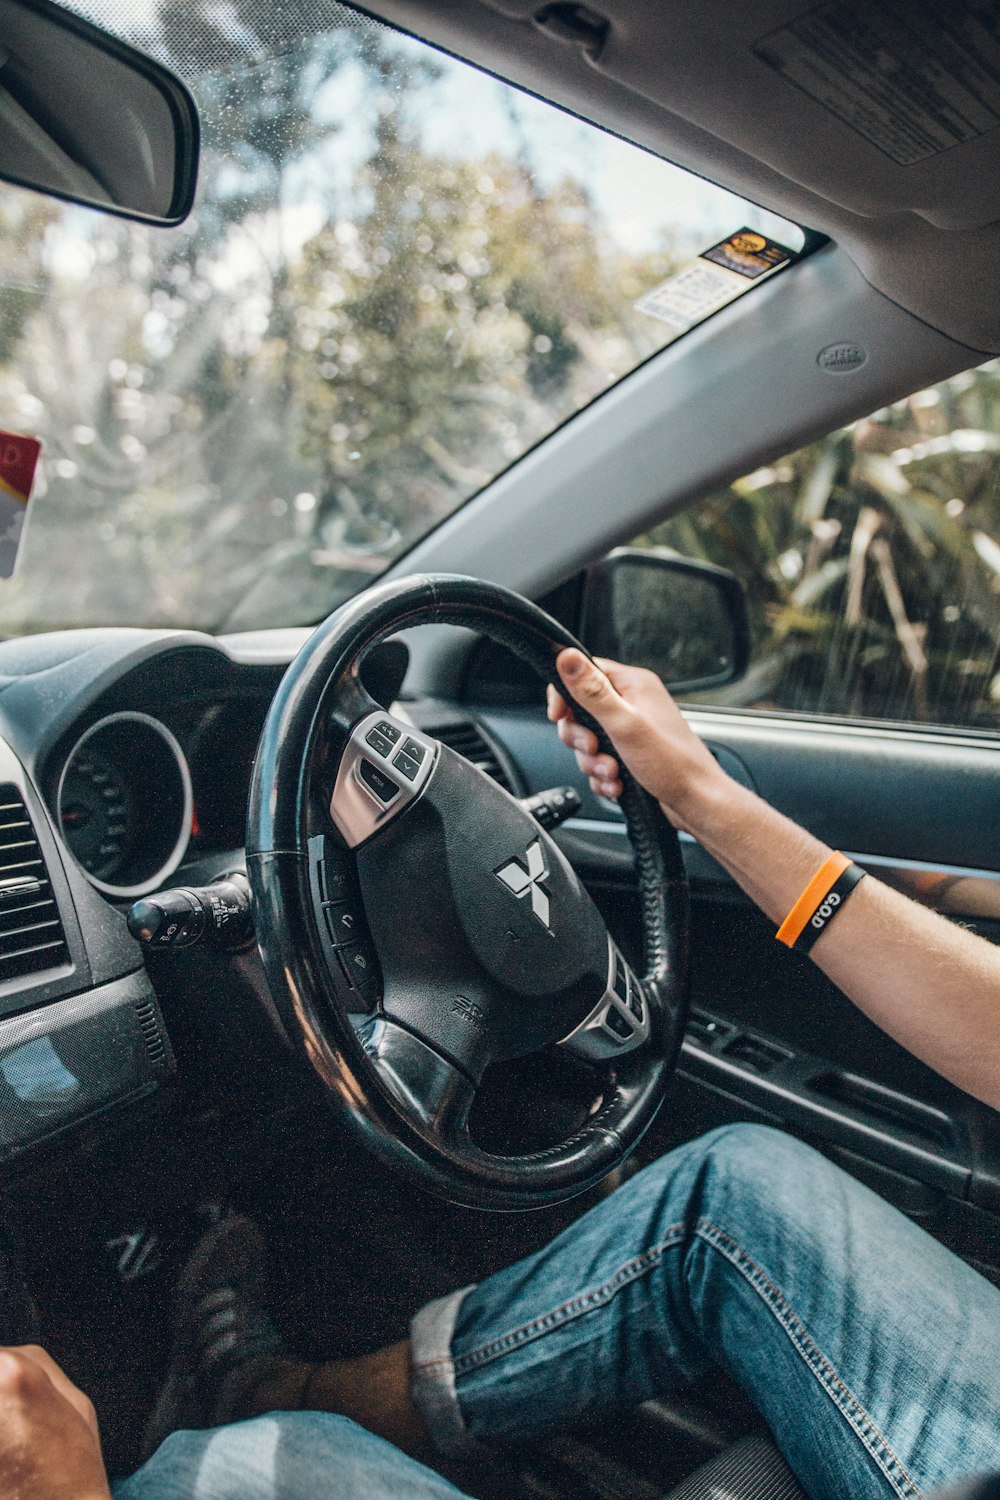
[775,851,852,949]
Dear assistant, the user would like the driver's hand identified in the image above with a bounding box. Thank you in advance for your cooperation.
[0,1344,111,1500]
[547,649,723,833]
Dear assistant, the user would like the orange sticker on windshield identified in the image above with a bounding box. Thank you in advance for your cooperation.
[635,226,797,336]
[701,229,793,280]
[0,431,40,579]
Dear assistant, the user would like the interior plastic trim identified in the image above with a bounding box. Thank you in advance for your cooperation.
[679,1007,971,1196]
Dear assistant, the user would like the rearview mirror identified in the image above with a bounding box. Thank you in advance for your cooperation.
[0,0,199,224]
[581,548,750,693]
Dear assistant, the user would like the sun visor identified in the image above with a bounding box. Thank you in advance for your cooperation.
[477,0,1000,233]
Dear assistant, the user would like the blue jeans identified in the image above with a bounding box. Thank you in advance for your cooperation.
[113,1125,1000,1500]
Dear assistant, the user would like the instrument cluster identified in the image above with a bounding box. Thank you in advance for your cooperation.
[57,712,192,898]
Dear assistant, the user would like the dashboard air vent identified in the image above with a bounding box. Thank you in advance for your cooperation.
[0,789,70,982]
[134,999,167,1064]
[431,722,515,793]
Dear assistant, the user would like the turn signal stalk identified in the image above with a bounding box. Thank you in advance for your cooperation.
[127,873,253,953]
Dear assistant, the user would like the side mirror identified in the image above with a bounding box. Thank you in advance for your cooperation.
[0,0,199,224]
[581,547,750,693]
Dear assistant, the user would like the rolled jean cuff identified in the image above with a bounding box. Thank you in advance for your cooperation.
[410,1284,487,1459]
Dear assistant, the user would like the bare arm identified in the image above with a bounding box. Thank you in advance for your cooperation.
[549,648,1000,1111]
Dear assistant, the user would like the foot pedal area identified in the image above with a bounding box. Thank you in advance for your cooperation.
[106,1204,224,1284]
[106,1225,165,1283]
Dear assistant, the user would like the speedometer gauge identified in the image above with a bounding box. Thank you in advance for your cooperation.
[57,712,192,898]
[59,747,132,881]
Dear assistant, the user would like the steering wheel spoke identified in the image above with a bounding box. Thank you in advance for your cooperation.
[558,938,651,1062]
[359,1016,476,1144]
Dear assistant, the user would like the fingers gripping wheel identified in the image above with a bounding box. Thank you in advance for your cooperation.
[246,574,690,1210]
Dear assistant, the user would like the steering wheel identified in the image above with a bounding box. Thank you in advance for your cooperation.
[246,574,689,1210]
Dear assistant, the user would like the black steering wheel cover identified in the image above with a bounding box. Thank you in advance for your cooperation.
[247,574,690,1209]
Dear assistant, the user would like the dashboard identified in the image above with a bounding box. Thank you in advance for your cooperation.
[0,630,290,1168]
[37,645,284,886]
[0,623,535,1172]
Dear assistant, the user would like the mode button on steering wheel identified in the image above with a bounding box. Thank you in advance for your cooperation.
[359,758,399,803]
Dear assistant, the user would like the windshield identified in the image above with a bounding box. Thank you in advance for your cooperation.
[0,1,803,634]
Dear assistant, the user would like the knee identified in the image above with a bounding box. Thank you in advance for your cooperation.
[698,1122,816,1178]
[696,1122,822,1192]
[645,1124,830,1228]
[678,1124,852,1252]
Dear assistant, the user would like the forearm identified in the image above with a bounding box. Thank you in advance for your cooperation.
[679,767,1000,1110]
[669,768,829,922]
[551,650,1000,1110]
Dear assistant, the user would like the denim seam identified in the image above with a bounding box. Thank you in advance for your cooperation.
[409,1285,486,1459]
[696,1219,922,1500]
[421,1223,688,1377]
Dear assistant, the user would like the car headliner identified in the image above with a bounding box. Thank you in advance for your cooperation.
[366,0,1000,357]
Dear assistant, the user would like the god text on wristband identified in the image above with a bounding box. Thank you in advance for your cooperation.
[775,851,866,953]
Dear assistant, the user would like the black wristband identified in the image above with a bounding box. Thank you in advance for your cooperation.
[793,863,866,955]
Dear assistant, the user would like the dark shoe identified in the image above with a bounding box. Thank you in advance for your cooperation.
[140,1212,286,1461]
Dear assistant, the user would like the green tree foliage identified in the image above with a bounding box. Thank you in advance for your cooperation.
[0,13,678,634]
[641,361,1000,732]
[286,136,670,557]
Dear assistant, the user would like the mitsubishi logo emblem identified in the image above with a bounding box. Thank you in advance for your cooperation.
[495,838,552,931]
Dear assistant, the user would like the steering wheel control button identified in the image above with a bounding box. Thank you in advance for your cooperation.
[320,857,351,905]
[307,850,378,1013]
[392,750,421,782]
[365,727,395,758]
[324,901,362,946]
[356,977,380,1009]
[330,712,437,847]
[337,940,377,988]
[604,1007,633,1041]
[359,757,399,803]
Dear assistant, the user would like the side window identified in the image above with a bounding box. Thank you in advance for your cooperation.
[635,359,1000,734]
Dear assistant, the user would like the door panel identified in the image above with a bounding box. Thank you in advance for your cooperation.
[467,702,1000,1257]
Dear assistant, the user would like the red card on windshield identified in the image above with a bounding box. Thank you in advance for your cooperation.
[0,431,40,578]
[0,431,40,503]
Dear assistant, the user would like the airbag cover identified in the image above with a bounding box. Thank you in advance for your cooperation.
[355,746,608,1075]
